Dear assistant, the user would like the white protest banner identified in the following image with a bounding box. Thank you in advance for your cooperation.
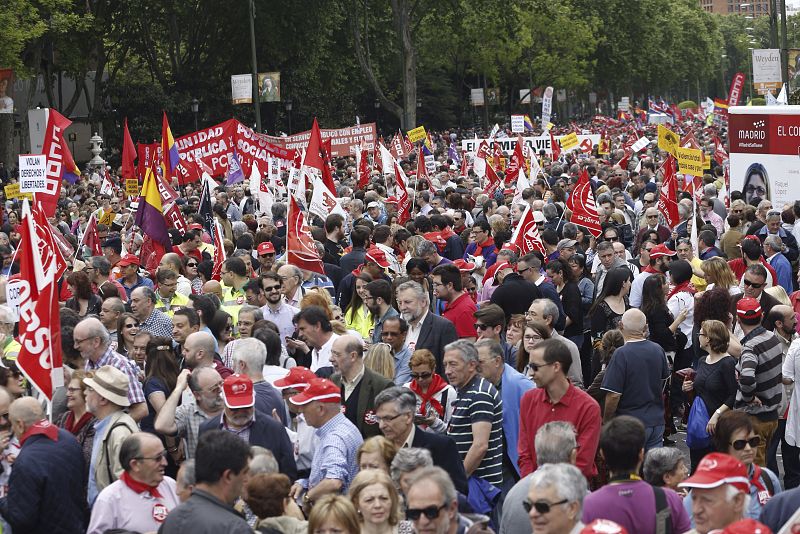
[471,88,485,106]
[18,154,48,193]
[231,74,253,105]
[631,136,651,153]
[461,134,600,157]
[511,115,525,133]
[5,279,23,321]
[541,87,554,125]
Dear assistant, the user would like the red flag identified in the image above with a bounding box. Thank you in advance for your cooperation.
[510,204,546,256]
[393,161,412,225]
[163,201,188,234]
[211,219,227,281]
[286,195,325,275]
[566,169,602,237]
[39,110,80,218]
[389,132,406,160]
[16,201,65,400]
[483,164,503,198]
[713,136,728,165]
[357,144,370,190]
[657,156,680,229]
[81,213,102,256]
[491,142,503,170]
[403,134,414,155]
[121,117,137,181]
[415,147,428,182]
[681,131,701,150]
[728,72,745,108]
[550,130,561,160]
[460,150,468,177]
[504,136,528,185]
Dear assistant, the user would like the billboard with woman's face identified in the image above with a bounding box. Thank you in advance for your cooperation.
[258,72,280,102]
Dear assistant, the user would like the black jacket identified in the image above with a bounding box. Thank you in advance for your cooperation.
[490,273,542,322]
[416,312,458,375]
[412,427,469,495]
[157,489,252,534]
[199,412,297,481]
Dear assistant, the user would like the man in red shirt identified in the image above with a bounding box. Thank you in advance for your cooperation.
[517,338,601,480]
[172,230,203,263]
[431,263,476,341]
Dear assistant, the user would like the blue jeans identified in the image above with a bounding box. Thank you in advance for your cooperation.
[644,424,665,452]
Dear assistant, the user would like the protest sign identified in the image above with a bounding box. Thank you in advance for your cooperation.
[407,126,427,143]
[18,154,48,193]
[260,123,377,157]
[510,115,524,133]
[676,147,704,176]
[5,279,23,321]
[461,134,599,156]
[560,132,579,151]
[658,125,679,156]
[125,178,139,196]
[231,74,253,104]
[4,184,32,200]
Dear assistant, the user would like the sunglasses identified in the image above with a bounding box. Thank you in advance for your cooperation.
[411,372,432,380]
[124,323,139,329]
[186,262,198,267]
[522,498,568,514]
[473,323,493,331]
[730,436,760,450]
[406,504,447,521]
[605,236,619,242]
[527,361,557,373]
[264,285,281,292]
[743,279,764,289]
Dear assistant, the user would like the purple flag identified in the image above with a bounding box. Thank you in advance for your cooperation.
[226,151,245,185]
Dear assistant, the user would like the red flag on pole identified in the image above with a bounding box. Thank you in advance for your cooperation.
[566,169,602,237]
[286,195,325,275]
[81,213,102,256]
[550,131,561,160]
[393,161,412,225]
[121,117,137,181]
[509,204,546,256]
[16,200,65,400]
[483,164,503,198]
[504,136,528,185]
[211,219,227,281]
[657,156,680,229]
[357,144,370,190]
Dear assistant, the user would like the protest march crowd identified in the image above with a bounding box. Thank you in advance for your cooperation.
[2,106,800,534]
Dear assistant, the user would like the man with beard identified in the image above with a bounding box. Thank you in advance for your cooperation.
[365,279,398,344]
[199,375,296,480]
[260,272,300,342]
[155,367,224,460]
[395,281,457,375]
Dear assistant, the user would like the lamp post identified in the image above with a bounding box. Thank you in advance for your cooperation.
[191,98,199,131]
[285,99,293,134]
[248,0,262,132]
[374,99,381,134]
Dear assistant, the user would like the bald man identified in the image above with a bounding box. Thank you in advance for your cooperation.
[202,280,223,302]
[158,252,192,296]
[1,397,86,533]
[600,309,671,451]
[183,331,232,378]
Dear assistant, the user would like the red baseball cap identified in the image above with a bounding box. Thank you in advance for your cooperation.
[365,247,391,269]
[273,366,316,391]
[721,519,772,534]
[453,259,476,273]
[289,378,341,405]
[257,241,276,255]
[678,453,749,493]
[580,519,628,534]
[648,244,677,259]
[117,254,141,267]
[736,297,763,320]
[188,223,203,231]
[222,374,255,409]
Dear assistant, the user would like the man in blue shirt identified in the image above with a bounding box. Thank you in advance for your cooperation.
[764,234,793,292]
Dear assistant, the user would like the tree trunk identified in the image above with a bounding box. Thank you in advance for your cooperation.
[390,0,415,130]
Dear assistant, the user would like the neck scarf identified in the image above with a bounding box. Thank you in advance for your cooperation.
[439,227,456,240]
[64,411,93,436]
[667,280,695,301]
[19,419,59,446]
[120,470,163,498]
[643,264,661,275]
[749,463,767,493]
[473,237,495,257]
[409,373,449,417]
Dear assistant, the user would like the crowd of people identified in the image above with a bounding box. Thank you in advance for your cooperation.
[1,119,800,534]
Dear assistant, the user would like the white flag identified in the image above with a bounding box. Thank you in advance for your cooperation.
[778,84,788,105]
[766,92,779,106]
[513,167,530,205]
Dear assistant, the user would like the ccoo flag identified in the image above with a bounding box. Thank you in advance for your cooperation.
[135,164,172,249]
[161,111,180,180]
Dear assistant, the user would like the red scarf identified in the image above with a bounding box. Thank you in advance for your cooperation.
[473,237,495,257]
[19,419,59,446]
[643,264,661,275]
[409,373,449,417]
[121,470,163,498]
[750,464,766,493]
[667,280,695,301]
[64,411,93,436]
[439,227,456,240]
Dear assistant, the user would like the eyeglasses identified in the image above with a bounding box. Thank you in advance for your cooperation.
[743,279,764,289]
[406,503,448,521]
[523,334,543,342]
[517,267,530,275]
[527,361,557,373]
[473,323,493,331]
[186,262,198,267]
[135,450,169,462]
[644,198,656,204]
[66,387,82,393]
[730,436,760,450]
[605,236,619,242]
[264,285,281,292]
[522,498,569,514]
[411,372,433,380]
[374,412,408,424]
[73,336,97,345]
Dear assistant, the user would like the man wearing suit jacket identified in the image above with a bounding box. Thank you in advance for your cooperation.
[329,335,394,439]
[476,338,534,495]
[199,374,297,481]
[374,387,468,495]
[396,280,458,375]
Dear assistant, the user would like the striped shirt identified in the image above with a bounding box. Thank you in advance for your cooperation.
[174,401,213,460]
[736,326,784,420]
[448,374,503,487]
[86,348,146,405]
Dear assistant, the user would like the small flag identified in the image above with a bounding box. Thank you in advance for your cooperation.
[121,117,137,181]
[160,112,181,180]
[226,150,245,185]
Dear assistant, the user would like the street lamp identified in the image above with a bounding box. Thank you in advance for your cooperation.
[285,99,293,134]
[191,98,199,131]
[374,99,381,133]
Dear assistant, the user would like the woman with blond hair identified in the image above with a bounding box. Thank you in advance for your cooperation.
[357,436,398,473]
[702,256,741,296]
[365,343,395,381]
[307,495,360,534]
[348,469,413,534]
